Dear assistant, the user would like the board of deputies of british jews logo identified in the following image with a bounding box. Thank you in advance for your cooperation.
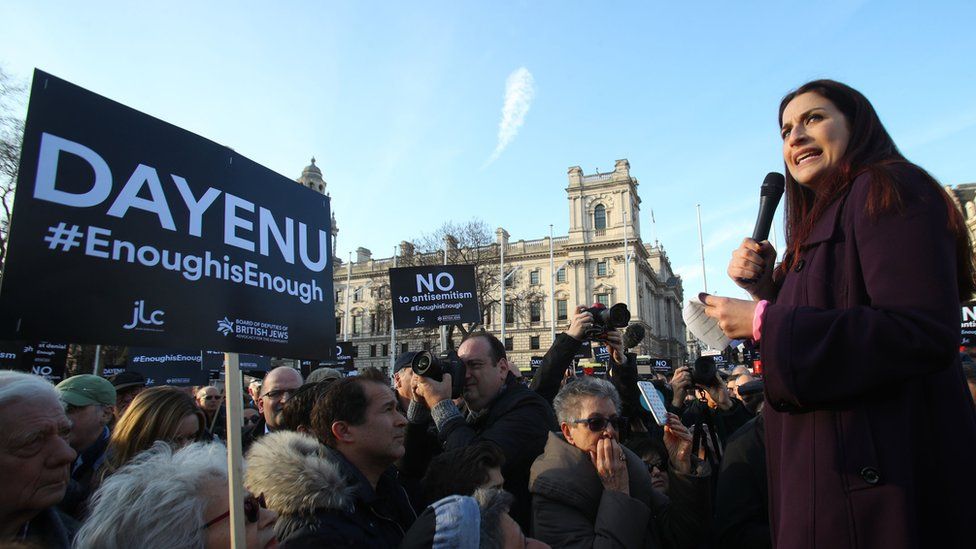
[216,316,289,345]
[122,300,165,332]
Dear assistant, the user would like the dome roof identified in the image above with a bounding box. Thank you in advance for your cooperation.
[302,157,322,177]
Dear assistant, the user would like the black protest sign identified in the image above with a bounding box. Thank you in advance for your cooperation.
[389,265,480,328]
[593,344,611,363]
[530,356,544,369]
[574,343,593,360]
[0,70,335,358]
[651,358,672,373]
[336,341,356,369]
[127,348,210,387]
[962,303,976,346]
[0,341,68,383]
[239,354,272,372]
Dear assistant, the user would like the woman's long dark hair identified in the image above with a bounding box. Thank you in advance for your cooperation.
[777,79,975,298]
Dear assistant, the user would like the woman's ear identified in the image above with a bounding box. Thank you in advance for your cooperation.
[560,422,574,445]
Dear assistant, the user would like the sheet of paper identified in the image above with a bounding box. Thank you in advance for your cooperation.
[683,298,731,350]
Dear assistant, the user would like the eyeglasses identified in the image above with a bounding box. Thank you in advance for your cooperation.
[201,395,222,401]
[570,416,627,432]
[202,493,266,529]
[260,388,295,401]
[243,416,261,425]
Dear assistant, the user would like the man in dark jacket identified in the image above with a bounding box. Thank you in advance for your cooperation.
[414,331,558,530]
[246,368,414,548]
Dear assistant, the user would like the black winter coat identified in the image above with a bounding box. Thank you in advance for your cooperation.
[438,374,558,530]
[245,431,416,549]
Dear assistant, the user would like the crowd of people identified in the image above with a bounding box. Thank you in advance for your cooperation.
[2,80,975,548]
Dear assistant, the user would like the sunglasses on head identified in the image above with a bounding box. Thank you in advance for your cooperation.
[571,415,627,432]
[202,493,266,530]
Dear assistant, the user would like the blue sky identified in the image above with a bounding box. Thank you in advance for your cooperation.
[2,0,975,301]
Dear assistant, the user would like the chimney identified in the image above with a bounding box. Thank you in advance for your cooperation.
[567,166,583,187]
[355,247,372,263]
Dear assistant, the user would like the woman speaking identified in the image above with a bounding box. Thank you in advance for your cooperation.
[702,80,976,548]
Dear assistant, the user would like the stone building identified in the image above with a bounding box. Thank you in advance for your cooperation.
[949,183,976,255]
[300,158,687,373]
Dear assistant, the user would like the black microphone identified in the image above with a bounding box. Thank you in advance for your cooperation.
[623,324,645,349]
[751,172,786,242]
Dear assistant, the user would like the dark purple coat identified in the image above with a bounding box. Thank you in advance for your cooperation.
[761,165,976,549]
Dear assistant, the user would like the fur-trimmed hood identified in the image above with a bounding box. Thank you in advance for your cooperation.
[244,430,355,515]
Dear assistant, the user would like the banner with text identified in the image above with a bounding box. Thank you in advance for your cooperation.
[963,302,976,346]
[0,70,335,358]
[0,341,68,383]
[389,265,480,328]
[127,348,210,387]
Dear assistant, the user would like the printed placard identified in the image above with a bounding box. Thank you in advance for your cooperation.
[0,70,335,358]
[389,265,480,328]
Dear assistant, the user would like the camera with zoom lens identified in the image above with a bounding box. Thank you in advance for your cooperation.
[691,355,720,387]
[411,350,466,399]
[583,303,631,339]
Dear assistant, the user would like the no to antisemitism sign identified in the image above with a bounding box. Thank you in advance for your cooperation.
[389,265,480,328]
[0,70,336,358]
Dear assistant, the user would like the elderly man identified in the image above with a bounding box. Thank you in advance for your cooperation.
[0,371,77,547]
[245,368,415,546]
[414,331,557,529]
[54,375,115,519]
[243,366,302,450]
[195,385,226,440]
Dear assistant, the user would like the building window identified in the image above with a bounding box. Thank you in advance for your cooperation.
[401,343,409,354]
[597,261,607,276]
[369,314,376,334]
[556,268,566,283]
[335,316,342,335]
[530,302,541,323]
[369,344,377,357]
[423,341,431,351]
[505,303,515,324]
[594,204,607,230]
[530,270,540,285]
[382,344,389,356]
[504,272,514,288]
[530,336,540,350]
[353,287,363,302]
[335,290,341,302]
[352,316,362,335]
[596,293,610,307]
[557,299,568,321]
[504,337,513,351]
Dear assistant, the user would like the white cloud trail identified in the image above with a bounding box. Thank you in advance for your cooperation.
[484,67,535,167]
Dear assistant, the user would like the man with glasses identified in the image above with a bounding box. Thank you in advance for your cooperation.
[529,376,711,548]
[413,332,557,530]
[243,366,302,450]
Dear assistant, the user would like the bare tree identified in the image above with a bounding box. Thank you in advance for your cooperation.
[406,219,530,349]
[0,66,26,272]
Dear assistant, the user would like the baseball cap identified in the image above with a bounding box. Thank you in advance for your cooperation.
[108,371,147,391]
[57,374,117,407]
[394,351,419,373]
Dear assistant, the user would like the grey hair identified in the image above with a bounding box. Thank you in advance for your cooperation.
[473,487,515,549]
[0,370,58,408]
[552,376,622,424]
[74,441,227,549]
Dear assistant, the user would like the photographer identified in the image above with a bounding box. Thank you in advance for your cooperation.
[412,331,557,530]
[530,306,596,404]
[669,359,753,451]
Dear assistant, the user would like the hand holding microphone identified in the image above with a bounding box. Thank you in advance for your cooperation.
[731,172,784,300]
[729,238,777,300]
